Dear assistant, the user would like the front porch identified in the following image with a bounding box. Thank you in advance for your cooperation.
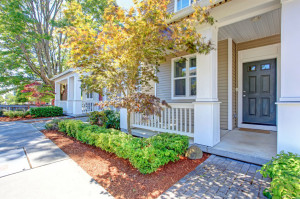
[51,69,102,116]
[121,1,297,163]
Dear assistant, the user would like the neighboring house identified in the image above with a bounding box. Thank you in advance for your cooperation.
[53,0,300,163]
[51,69,104,116]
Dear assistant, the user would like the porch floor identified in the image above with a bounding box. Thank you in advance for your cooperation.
[198,129,277,165]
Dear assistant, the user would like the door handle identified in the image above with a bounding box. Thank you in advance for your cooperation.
[243,95,246,97]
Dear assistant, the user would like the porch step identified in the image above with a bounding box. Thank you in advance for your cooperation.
[195,144,270,165]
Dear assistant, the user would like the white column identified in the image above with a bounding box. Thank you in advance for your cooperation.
[67,77,74,114]
[120,108,128,132]
[73,74,83,115]
[54,81,60,106]
[193,25,221,147]
[277,0,300,154]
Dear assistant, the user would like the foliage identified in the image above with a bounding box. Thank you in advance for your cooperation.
[87,111,108,125]
[58,119,189,174]
[45,119,61,130]
[259,151,300,199]
[21,82,55,104]
[30,106,63,118]
[63,0,214,134]
[87,110,120,129]
[4,93,17,105]
[3,110,30,118]
[104,110,120,129]
[0,0,109,90]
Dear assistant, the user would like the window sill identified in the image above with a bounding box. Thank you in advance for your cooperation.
[171,96,196,100]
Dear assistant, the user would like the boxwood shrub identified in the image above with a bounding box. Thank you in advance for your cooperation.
[58,119,189,174]
[259,151,300,198]
[3,110,30,118]
[30,106,63,118]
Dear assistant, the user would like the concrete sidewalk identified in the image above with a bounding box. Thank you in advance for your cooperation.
[0,121,113,199]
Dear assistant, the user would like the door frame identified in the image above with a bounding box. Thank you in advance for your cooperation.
[238,43,281,131]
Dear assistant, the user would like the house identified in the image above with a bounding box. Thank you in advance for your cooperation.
[53,0,300,164]
[50,69,104,116]
[120,0,300,164]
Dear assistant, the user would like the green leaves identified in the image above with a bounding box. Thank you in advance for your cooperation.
[58,119,189,174]
[259,151,300,198]
[30,106,63,118]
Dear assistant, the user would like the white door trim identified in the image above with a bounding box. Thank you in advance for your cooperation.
[227,38,233,130]
[238,43,281,131]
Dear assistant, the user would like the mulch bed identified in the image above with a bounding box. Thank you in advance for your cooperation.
[0,116,60,122]
[41,129,209,199]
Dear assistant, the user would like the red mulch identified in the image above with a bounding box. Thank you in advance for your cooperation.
[41,130,209,199]
[0,116,55,122]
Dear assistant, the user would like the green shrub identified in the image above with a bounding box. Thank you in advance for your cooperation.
[57,119,189,174]
[104,110,120,129]
[30,106,63,118]
[259,151,300,199]
[87,110,120,129]
[3,110,28,118]
[87,111,108,126]
[45,119,61,130]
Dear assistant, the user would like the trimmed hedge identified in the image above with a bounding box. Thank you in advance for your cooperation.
[30,106,63,118]
[3,110,30,118]
[58,119,189,174]
[259,152,300,198]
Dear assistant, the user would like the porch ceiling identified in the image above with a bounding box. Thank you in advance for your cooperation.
[218,8,281,43]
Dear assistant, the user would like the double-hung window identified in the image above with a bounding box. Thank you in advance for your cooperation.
[176,0,193,12]
[172,55,197,99]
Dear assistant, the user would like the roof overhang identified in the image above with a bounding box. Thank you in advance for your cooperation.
[50,68,76,81]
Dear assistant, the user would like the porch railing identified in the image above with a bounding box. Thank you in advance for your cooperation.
[131,103,194,137]
[82,101,100,113]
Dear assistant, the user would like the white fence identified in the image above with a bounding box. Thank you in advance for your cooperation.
[82,101,100,113]
[131,103,194,137]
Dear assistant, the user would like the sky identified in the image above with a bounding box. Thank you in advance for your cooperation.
[116,0,134,9]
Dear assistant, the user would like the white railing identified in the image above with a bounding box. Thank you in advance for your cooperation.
[131,103,194,137]
[82,101,100,113]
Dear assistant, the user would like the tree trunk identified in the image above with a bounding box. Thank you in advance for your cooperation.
[127,110,132,135]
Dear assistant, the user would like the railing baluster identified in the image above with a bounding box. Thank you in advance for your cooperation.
[172,108,175,131]
[176,108,179,131]
[184,108,187,133]
[189,108,192,133]
[180,108,183,132]
[168,108,171,130]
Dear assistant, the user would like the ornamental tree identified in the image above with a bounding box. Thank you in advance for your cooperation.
[21,82,55,105]
[64,0,214,134]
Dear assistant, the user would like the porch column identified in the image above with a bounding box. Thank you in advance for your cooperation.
[193,25,221,147]
[67,77,74,114]
[73,74,83,115]
[54,81,60,106]
[277,0,300,154]
[120,108,128,132]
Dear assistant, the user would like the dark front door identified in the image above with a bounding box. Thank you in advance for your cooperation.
[243,59,276,125]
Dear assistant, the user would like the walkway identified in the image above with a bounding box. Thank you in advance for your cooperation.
[159,155,270,199]
[0,121,113,199]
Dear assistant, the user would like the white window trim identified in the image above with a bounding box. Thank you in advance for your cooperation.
[171,53,197,100]
[174,0,193,12]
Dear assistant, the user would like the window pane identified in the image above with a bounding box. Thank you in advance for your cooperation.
[175,61,186,77]
[177,0,182,11]
[175,79,186,96]
[248,65,256,71]
[190,58,196,76]
[190,77,196,96]
[261,64,270,70]
[181,0,189,9]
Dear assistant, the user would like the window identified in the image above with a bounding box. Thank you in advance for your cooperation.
[86,92,93,99]
[172,55,197,99]
[176,0,193,11]
[86,85,93,99]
